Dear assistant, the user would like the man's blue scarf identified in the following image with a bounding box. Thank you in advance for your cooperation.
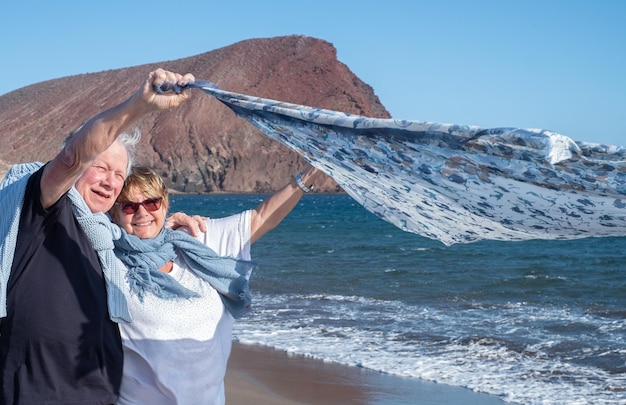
[0,162,131,323]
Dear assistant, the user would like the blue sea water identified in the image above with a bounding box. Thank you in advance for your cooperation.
[170,193,626,405]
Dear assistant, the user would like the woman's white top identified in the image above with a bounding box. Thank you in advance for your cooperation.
[117,210,252,405]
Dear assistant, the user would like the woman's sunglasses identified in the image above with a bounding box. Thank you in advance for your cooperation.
[118,197,162,215]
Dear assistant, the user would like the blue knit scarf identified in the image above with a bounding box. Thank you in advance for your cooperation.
[0,162,255,322]
[113,227,256,319]
[0,162,131,323]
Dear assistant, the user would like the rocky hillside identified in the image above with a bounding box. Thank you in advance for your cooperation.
[0,35,390,193]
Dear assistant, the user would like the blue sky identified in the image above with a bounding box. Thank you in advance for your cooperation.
[2,1,624,146]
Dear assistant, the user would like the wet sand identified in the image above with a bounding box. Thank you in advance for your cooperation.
[225,342,509,404]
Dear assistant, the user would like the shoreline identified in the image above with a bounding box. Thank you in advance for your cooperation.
[225,341,510,405]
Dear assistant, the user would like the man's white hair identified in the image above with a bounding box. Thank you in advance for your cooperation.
[116,129,142,175]
[63,127,142,175]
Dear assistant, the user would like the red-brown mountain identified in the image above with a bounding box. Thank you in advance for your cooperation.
[0,35,390,192]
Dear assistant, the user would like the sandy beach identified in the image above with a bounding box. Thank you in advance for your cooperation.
[225,342,509,405]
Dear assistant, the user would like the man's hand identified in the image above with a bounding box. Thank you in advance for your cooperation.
[131,68,195,114]
[166,212,208,237]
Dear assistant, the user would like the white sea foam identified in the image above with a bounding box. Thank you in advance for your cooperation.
[234,293,626,405]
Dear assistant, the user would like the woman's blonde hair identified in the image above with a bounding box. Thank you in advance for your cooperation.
[116,166,169,211]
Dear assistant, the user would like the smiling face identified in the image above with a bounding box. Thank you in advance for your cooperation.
[74,141,128,213]
[109,166,170,240]
[112,190,167,239]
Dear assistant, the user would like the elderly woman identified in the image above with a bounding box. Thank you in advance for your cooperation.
[108,165,322,405]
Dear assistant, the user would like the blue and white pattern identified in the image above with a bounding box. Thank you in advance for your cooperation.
[192,82,626,246]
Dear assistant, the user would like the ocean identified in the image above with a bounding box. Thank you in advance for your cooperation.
[170,193,626,405]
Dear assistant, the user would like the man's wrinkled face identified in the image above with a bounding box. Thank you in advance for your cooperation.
[74,142,128,213]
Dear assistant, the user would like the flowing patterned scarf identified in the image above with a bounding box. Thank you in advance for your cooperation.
[183,81,626,246]
[113,227,255,319]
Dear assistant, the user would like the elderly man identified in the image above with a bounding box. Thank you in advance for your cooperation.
[0,68,194,404]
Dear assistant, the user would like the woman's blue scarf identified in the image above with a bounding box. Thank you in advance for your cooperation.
[113,227,256,319]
